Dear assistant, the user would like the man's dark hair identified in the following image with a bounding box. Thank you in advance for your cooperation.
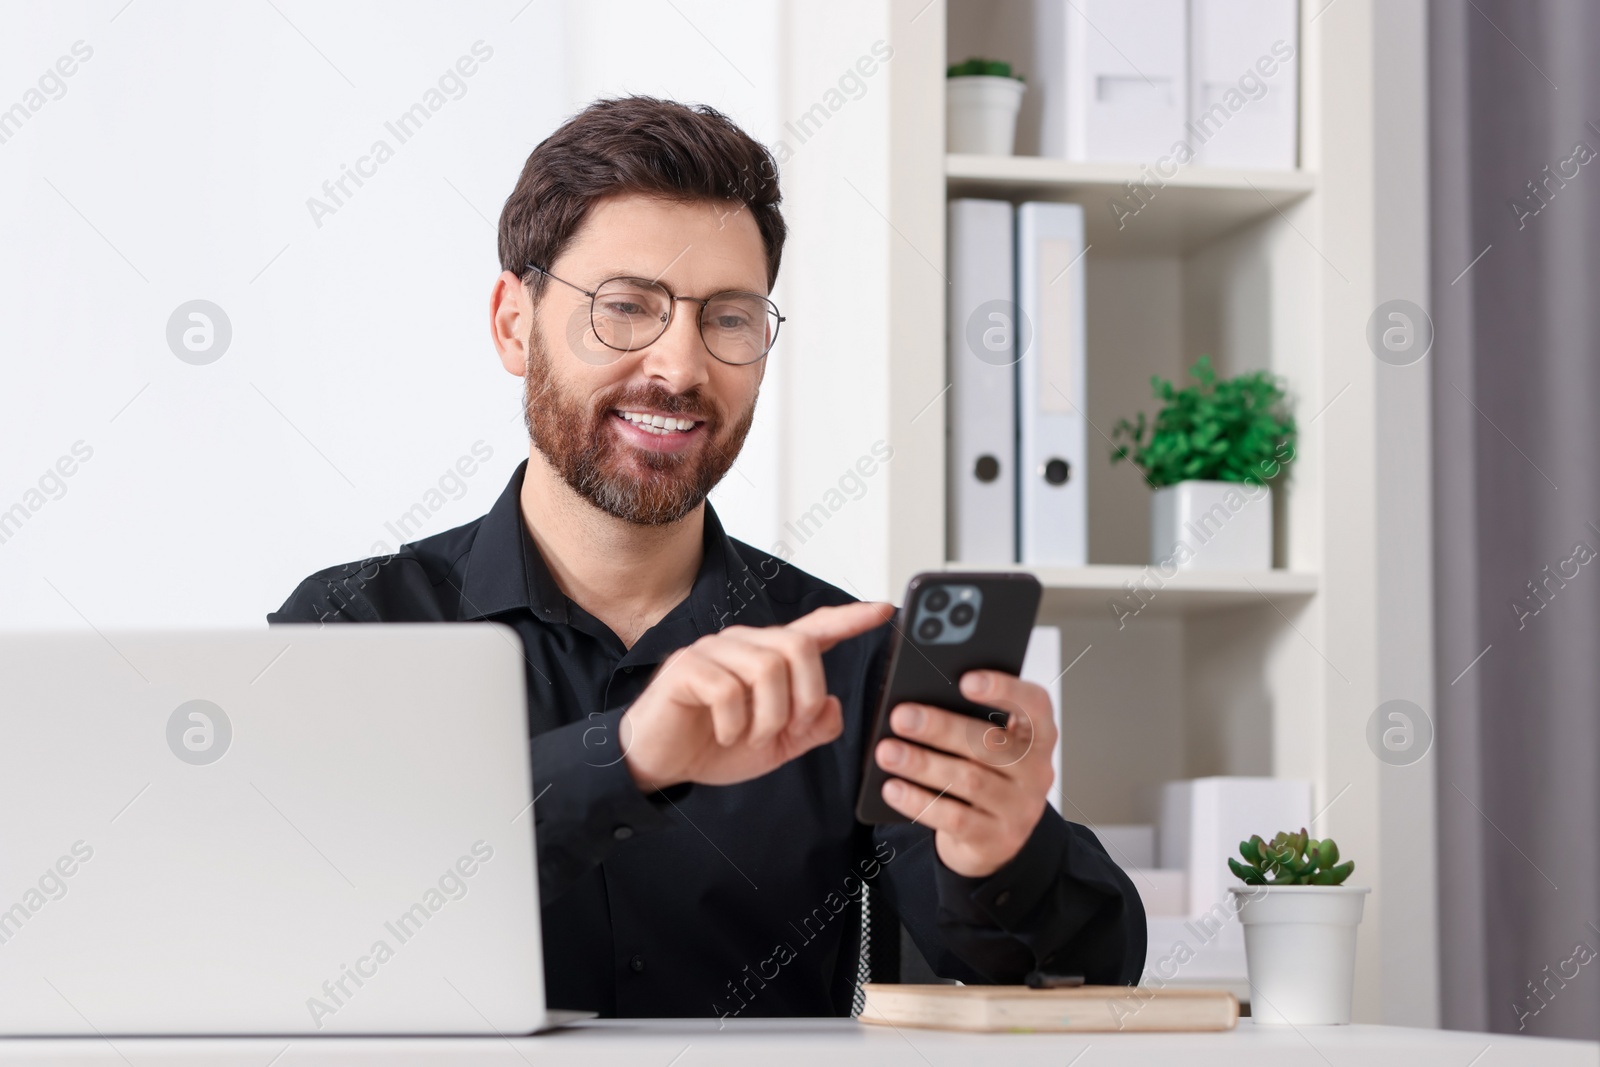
[499,96,786,301]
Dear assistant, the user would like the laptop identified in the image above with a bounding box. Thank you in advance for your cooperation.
[0,623,590,1035]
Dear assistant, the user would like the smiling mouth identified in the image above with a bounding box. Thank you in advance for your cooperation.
[612,408,704,436]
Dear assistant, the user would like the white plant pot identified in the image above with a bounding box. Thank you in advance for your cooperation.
[946,75,1025,155]
[1150,480,1273,571]
[1229,885,1370,1025]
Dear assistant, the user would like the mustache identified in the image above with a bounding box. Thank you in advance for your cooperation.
[600,385,717,425]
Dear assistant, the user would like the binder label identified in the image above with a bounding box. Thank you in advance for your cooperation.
[1037,238,1080,413]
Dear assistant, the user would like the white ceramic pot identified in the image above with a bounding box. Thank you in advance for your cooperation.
[1229,885,1370,1025]
[1150,479,1272,571]
[946,75,1025,155]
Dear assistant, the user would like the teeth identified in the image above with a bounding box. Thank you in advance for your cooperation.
[618,410,696,434]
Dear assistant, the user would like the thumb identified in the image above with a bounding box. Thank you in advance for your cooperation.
[786,601,895,652]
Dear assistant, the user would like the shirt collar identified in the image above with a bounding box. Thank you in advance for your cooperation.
[459,459,779,635]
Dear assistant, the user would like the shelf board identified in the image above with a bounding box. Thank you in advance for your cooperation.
[937,563,1318,617]
[946,154,1316,254]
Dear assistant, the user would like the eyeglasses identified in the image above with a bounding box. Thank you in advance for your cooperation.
[525,263,784,366]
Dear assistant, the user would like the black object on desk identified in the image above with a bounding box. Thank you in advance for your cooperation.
[1025,971,1086,989]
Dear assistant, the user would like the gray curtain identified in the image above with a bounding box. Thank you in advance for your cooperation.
[1431,0,1600,1040]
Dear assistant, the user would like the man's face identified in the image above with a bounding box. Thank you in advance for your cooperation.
[521,194,767,526]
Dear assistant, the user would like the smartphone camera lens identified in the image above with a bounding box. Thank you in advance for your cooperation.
[916,616,944,642]
[948,602,975,627]
[924,588,951,613]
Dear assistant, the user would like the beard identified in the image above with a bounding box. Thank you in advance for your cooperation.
[522,324,757,527]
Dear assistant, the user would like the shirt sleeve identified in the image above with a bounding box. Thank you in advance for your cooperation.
[872,805,1147,986]
[846,605,1145,987]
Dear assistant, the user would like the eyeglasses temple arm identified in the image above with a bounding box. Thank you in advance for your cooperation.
[523,263,595,299]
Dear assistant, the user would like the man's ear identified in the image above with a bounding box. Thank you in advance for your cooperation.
[490,270,531,377]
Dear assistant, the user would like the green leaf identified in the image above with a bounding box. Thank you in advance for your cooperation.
[1309,860,1354,886]
[1108,356,1296,486]
[947,57,1020,80]
[1228,857,1264,885]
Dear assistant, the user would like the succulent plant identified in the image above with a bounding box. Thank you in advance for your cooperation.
[947,58,1024,81]
[1228,828,1354,886]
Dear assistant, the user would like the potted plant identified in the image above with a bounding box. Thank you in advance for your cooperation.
[1227,830,1369,1025]
[1111,356,1296,571]
[946,58,1025,156]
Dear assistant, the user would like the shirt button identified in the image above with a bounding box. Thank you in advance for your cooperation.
[613,825,634,840]
[630,955,646,973]
[995,890,1012,908]
[623,666,633,673]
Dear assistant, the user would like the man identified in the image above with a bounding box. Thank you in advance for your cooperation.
[269,96,1144,1018]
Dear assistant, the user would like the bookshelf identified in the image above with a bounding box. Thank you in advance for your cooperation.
[942,564,1319,615]
[946,153,1318,252]
[864,0,1435,1026]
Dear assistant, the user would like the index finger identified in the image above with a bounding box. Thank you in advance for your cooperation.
[786,601,895,652]
[960,672,1057,742]
[891,701,1038,771]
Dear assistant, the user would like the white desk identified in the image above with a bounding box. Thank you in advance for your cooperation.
[1,1018,1595,1066]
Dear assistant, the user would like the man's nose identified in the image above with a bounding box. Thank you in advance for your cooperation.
[636,301,714,393]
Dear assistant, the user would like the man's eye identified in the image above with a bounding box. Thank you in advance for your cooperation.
[705,300,759,328]
[602,300,650,317]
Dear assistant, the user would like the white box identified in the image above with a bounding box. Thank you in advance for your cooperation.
[1188,0,1299,169]
[1143,915,1247,995]
[1091,823,1156,869]
[1126,868,1188,917]
[1051,0,1189,163]
[1159,776,1312,918]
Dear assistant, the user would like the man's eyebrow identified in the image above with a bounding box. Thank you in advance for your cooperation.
[593,267,769,296]
[593,270,662,284]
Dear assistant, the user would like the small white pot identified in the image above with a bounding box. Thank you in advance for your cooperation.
[1229,885,1370,1025]
[1150,479,1273,571]
[946,75,1025,155]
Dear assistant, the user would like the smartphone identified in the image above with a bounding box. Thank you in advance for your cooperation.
[854,570,1043,824]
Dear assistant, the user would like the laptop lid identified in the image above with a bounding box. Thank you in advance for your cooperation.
[0,623,548,1036]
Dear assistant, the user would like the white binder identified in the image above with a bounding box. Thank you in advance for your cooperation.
[1016,202,1088,567]
[1047,0,1189,162]
[947,199,1017,565]
[1188,0,1299,169]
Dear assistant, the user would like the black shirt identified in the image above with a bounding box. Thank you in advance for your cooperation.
[267,459,1145,1017]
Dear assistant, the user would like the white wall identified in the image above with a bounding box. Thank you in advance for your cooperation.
[560,0,787,561]
[0,0,897,629]
[1,1,563,628]
[771,2,895,600]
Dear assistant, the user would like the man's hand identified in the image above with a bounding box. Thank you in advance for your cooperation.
[620,601,894,790]
[874,671,1057,879]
